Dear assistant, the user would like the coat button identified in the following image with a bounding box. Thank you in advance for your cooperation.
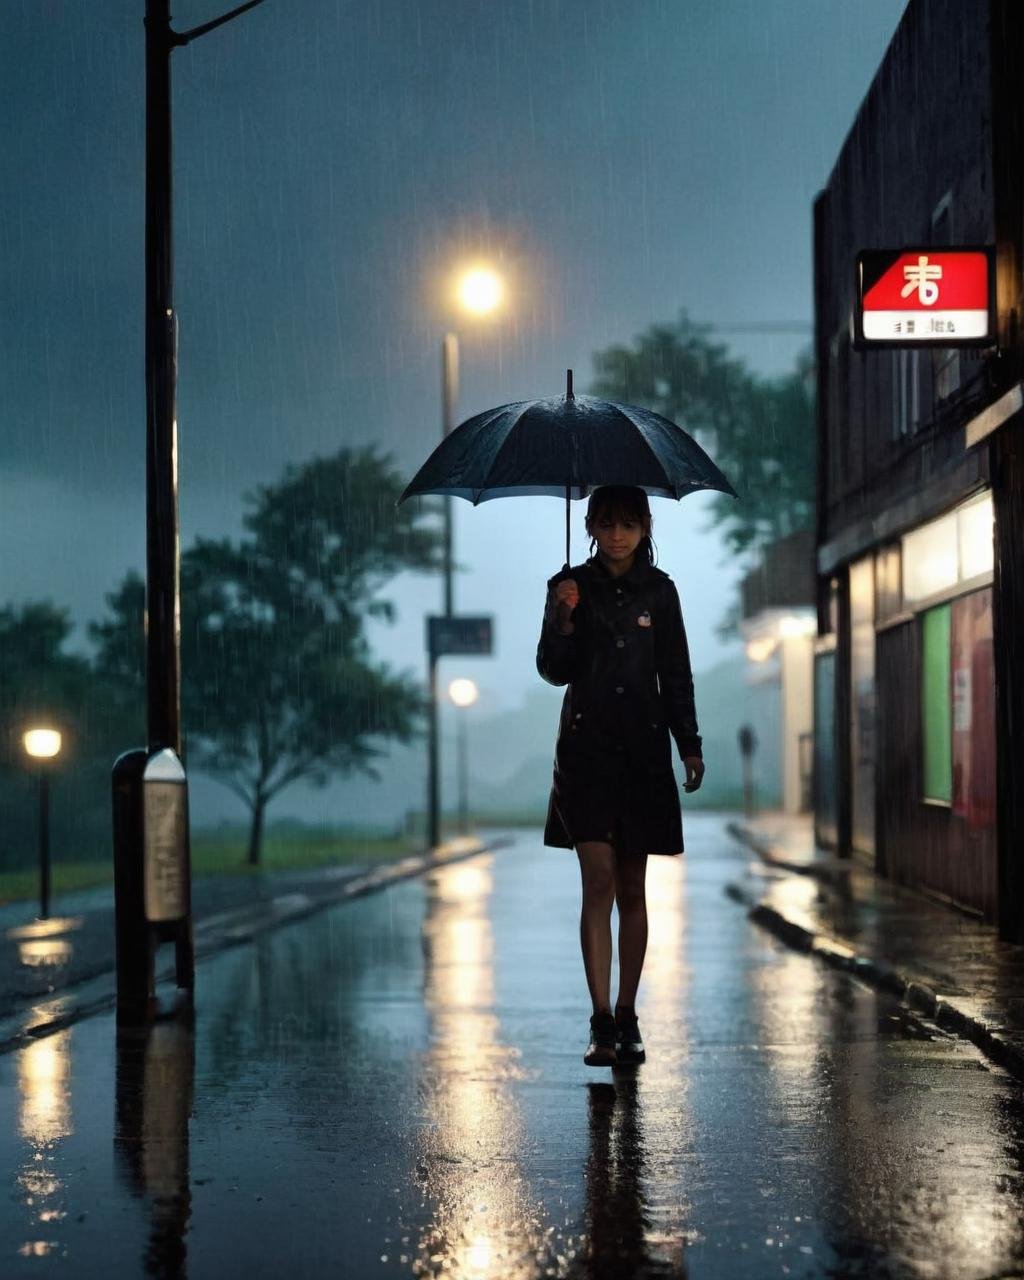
[616,638,625,648]
[575,712,582,719]
[615,686,624,694]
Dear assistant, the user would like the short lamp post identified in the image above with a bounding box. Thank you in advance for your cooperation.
[23,728,62,919]
[448,678,479,835]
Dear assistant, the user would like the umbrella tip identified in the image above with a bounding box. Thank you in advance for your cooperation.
[566,368,574,400]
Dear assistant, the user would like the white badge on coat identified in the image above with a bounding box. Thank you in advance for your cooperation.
[637,611,652,628]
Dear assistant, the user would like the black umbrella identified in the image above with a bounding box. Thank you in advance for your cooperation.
[398,370,737,565]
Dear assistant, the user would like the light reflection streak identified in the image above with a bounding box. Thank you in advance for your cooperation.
[627,853,694,1267]
[8,915,82,970]
[413,855,549,1280]
[17,1028,73,1259]
[18,939,74,967]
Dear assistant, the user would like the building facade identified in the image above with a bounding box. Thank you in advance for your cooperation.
[739,529,816,815]
[814,0,1024,937]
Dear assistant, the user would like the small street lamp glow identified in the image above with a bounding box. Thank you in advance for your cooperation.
[448,678,479,708]
[23,729,62,760]
[456,267,504,316]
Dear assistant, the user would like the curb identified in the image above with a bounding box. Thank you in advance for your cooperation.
[724,819,852,885]
[0,834,509,1056]
[725,829,1024,1083]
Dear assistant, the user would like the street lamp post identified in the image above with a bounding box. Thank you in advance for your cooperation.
[426,265,504,849]
[441,331,459,616]
[109,0,264,1012]
[448,678,479,834]
[23,728,62,919]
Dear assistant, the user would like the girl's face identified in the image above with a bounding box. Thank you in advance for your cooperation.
[588,507,647,567]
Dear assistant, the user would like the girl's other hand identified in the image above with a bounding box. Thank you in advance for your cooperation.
[552,577,579,633]
[683,757,705,792]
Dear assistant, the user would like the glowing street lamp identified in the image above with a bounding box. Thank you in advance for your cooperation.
[23,727,63,919]
[456,266,505,317]
[441,263,506,614]
[448,678,479,835]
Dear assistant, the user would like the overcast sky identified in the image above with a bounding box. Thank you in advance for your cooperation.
[2,0,905,726]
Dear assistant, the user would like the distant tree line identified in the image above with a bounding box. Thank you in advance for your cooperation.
[0,447,442,869]
[591,310,815,556]
[0,318,812,873]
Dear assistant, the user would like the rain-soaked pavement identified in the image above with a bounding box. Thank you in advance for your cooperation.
[3,812,1024,1278]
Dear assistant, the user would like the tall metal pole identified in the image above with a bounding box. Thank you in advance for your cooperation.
[427,653,440,849]
[144,0,265,754]
[116,0,263,1005]
[428,333,459,849]
[441,332,459,617]
[145,0,181,757]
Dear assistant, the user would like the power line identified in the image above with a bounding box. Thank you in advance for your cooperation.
[704,322,812,335]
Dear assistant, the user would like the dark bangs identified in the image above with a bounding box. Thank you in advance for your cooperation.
[586,485,651,527]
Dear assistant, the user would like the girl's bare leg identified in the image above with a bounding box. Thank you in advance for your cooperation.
[613,851,649,1009]
[576,841,617,1013]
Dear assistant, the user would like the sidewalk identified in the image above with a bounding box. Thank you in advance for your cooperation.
[725,812,1024,1081]
[0,832,507,1054]
[7,815,1024,1277]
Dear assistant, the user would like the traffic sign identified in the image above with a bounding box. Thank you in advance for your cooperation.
[854,246,994,348]
[427,615,493,659]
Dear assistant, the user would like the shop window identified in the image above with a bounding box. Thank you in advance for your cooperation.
[958,493,994,580]
[849,557,875,854]
[814,651,837,841]
[903,510,958,604]
[951,589,996,829]
[922,604,952,804]
[875,544,902,622]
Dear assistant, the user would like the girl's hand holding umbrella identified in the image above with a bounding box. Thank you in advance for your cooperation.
[552,578,579,634]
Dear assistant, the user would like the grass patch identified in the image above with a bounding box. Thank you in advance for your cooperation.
[0,827,425,907]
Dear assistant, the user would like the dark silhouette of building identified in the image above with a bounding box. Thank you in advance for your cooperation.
[813,0,1024,937]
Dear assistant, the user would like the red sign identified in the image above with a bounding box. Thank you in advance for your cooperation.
[855,247,994,346]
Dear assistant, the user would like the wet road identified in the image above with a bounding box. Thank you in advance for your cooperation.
[3,813,1024,1278]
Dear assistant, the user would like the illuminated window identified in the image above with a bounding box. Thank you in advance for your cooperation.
[958,493,993,580]
[902,496,994,606]
[903,511,958,604]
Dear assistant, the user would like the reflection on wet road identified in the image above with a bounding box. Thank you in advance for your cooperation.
[2,814,1024,1277]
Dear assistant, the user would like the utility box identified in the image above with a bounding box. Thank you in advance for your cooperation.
[112,747,194,1014]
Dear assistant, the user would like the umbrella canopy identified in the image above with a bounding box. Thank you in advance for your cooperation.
[398,370,737,564]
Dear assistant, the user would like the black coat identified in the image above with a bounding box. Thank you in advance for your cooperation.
[536,554,702,855]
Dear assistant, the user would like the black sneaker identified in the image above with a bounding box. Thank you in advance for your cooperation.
[583,1011,618,1067]
[615,1011,646,1064]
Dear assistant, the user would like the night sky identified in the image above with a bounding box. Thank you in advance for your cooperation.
[2,0,905,818]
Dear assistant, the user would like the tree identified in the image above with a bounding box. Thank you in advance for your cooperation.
[0,602,137,867]
[590,312,815,557]
[91,446,444,865]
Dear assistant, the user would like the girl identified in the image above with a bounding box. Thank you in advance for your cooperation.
[536,485,705,1067]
